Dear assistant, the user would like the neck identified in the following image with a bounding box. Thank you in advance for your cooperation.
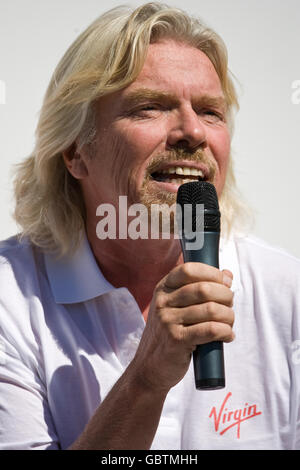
[86,223,183,320]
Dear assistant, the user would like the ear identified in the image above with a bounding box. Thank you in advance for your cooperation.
[62,143,89,179]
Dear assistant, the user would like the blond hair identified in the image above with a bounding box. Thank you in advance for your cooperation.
[14,2,250,256]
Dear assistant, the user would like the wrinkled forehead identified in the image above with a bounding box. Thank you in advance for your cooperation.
[135,40,223,89]
[93,39,229,126]
[120,41,225,108]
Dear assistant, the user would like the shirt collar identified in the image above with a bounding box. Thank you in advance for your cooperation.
[44,233,242,304]
[44,234,115,304]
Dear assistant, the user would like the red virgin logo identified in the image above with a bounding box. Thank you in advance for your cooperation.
[209,392,262,439]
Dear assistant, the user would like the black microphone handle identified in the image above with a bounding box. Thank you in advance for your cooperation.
[181,231,225,390]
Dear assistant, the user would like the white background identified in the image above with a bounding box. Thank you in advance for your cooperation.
[0,0,299,256]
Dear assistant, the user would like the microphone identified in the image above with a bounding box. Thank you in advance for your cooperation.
[176,181,225,390]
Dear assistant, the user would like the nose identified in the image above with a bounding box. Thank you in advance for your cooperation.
[166,105,207,150]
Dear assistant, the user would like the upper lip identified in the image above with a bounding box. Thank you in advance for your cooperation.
[150,160,210,179]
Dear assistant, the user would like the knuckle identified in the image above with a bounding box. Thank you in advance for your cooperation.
[205,321,233,342]
[156,306,180,330]
[198,282,211,300]
[181,262,194,278]
[172,325,186,344]
[206,321,220,339]
[156,307,171,326]
[204,303,235,326]
[205,301,217,318]
[154,289,168,309]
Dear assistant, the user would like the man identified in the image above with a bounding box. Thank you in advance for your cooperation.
[0,3,300,450]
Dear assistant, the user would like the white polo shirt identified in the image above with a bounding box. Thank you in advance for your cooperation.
[0,233,300,450]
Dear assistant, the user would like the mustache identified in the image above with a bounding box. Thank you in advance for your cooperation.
[145,148,217,178]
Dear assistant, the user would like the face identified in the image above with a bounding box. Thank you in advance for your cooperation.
[71,40,231,216]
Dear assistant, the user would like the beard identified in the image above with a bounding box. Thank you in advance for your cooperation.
[140,148,216,203]
[128,148,217,236]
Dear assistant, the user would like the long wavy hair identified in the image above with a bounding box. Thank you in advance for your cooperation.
[13,2,250,256]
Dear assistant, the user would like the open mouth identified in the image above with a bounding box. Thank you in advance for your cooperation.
[150,165,206,185]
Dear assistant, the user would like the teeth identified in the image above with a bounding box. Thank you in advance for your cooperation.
[161,166,204,177]
[163,178,197,185]
[182,179,195,183]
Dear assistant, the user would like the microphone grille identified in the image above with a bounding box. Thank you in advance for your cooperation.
[176,181,220,232]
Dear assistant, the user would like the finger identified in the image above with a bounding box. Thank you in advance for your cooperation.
[164,262,229,290]
[222,269,233,288]
[166,281,234,308]
[173,303,235,327]
[183,321,235,346]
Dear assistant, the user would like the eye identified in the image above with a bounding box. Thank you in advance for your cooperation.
[201,109,224,123]
[142,104,157,110]
[139,105,158,112]
[131,104,163,119]
[140,103,161,111]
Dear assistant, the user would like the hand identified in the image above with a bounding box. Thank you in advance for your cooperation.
[130,262,234,394]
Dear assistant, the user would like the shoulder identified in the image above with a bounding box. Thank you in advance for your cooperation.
[0,238,50,415]
[0,236,47,347]
[234,235,300,271]
[0,235,41,291]
[0,234,33,263]
[232,234,300,299]
[0,234,27,258]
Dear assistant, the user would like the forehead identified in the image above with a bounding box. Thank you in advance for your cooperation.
[126,39,224,98]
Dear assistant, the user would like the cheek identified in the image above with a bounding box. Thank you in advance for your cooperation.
[114,122,165,177]
[96,128,132,178]
[207,128,231,194]
[119,122,164,155]
[95,122,163,199]
[210,128,231,172]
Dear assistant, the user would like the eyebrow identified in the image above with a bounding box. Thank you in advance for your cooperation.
[122,88,180,107]
[122,88,227,111]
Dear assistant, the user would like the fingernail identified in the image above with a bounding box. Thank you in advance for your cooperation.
[223,274,233,288]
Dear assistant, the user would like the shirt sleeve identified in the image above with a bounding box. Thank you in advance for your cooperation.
[0,330,60,450]
[0,251,60,450]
